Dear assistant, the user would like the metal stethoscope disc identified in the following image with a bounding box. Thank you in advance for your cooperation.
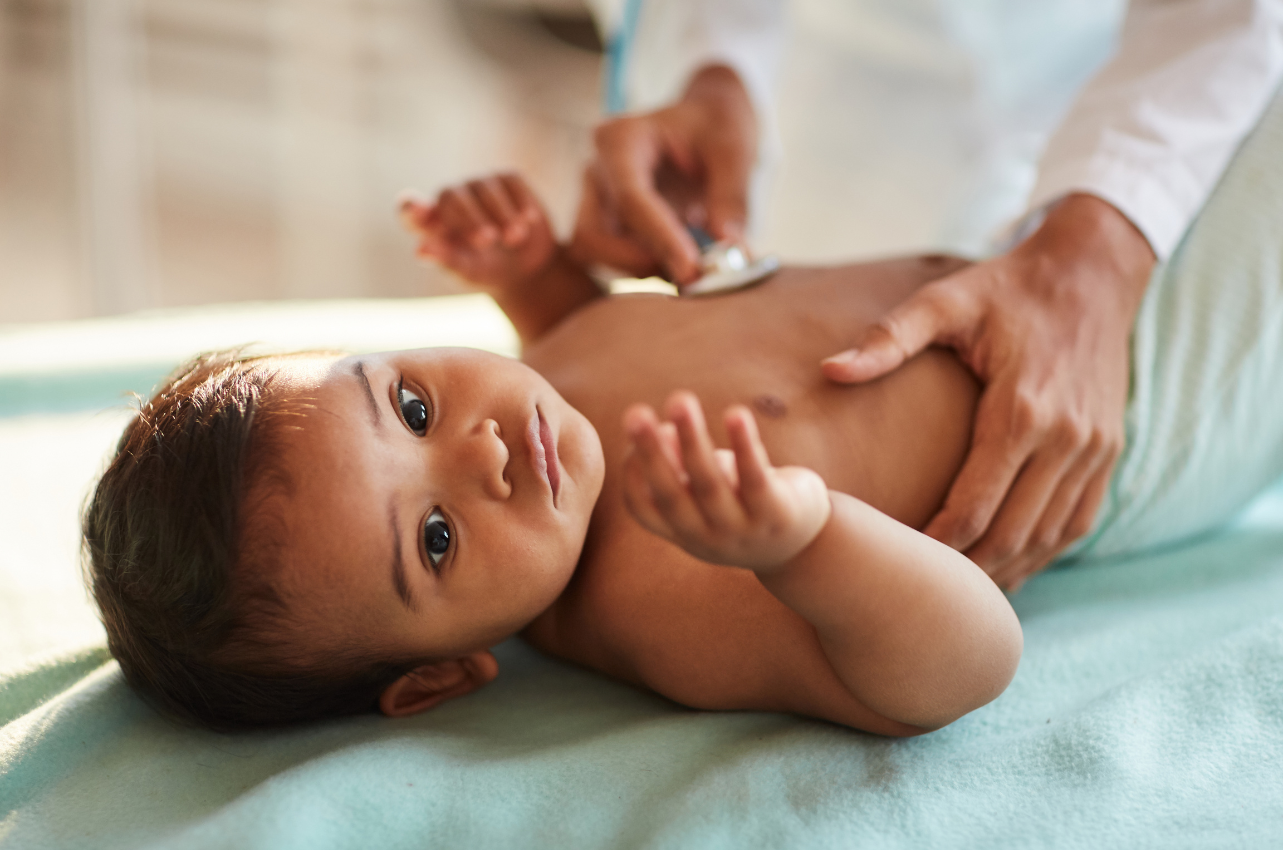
[682,225,780,297]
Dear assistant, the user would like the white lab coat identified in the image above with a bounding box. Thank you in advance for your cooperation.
[606,0,1283,259]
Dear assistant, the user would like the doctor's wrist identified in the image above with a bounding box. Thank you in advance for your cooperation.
[1029,193,1156,311]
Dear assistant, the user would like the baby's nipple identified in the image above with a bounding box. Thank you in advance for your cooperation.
[752,394,788,419]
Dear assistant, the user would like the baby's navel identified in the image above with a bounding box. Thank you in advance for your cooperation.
[752,394,788,419]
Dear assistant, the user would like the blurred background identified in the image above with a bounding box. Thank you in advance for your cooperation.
[0,0,1121,325]
[1,0,608,323]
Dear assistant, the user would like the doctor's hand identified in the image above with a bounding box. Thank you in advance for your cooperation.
[571,64,756,285]
[822,194,1155,590]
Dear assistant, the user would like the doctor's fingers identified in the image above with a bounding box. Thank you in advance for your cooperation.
[569,167,662,278]
[965,424,1094,580]
[1031,430,1115,559]
[594,119,701,283]
[990,448,1112,590]
[987,392,1121,585]
[821,279,978,385]
[922,380,1046,553]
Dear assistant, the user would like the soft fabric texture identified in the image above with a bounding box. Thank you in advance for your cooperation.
[4,83,1283,850]
[3,505,1283,849]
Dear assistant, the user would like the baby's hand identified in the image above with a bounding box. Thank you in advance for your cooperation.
[399,173,557,294]
[622,392,832,573]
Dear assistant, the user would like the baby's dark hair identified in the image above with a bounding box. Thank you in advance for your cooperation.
[83,350,416,730]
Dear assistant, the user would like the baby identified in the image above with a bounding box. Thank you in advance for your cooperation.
[84,173,1022,736]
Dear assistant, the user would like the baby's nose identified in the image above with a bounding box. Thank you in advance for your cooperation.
[470,418,511,500]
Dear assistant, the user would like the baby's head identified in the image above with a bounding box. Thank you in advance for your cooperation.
[84,347,604,730]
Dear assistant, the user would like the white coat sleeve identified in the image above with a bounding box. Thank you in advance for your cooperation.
[623,0,787,121]
[1028,0,1283,259]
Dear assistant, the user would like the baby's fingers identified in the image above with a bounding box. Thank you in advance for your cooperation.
[438,186,498,249]
[397,191,432,234]
[621,446,673,539]
[469,177,528,246]
[623,405,707,538]
[713,448,739,488]
[396,200,461,266]
[724,406,776,514]
[726,405,830,546]
[667,393,743,529]
[499,173,548,228]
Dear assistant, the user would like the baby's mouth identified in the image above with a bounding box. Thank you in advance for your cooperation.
[532,406,561,505]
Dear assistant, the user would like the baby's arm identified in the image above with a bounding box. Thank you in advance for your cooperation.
[622,393,1023,730]
[400,174,602,347]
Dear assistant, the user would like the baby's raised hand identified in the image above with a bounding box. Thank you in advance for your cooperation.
[399,173,556,294]
[622,392,832,573]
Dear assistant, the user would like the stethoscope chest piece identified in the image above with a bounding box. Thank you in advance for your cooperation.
[682,225,780,297]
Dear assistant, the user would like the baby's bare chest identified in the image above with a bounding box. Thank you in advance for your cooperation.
[539,318,870,493]
[525,261,975,511]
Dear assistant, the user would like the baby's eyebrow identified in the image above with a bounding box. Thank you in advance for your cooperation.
[350,360,380,427]
[351,359,412,609]
[390,503,415,611]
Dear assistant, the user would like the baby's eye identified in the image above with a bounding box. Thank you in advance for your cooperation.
[424,508,451,567]
[398,382,429,436]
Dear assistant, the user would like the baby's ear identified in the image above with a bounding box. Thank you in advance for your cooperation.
[378,649,499,718]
